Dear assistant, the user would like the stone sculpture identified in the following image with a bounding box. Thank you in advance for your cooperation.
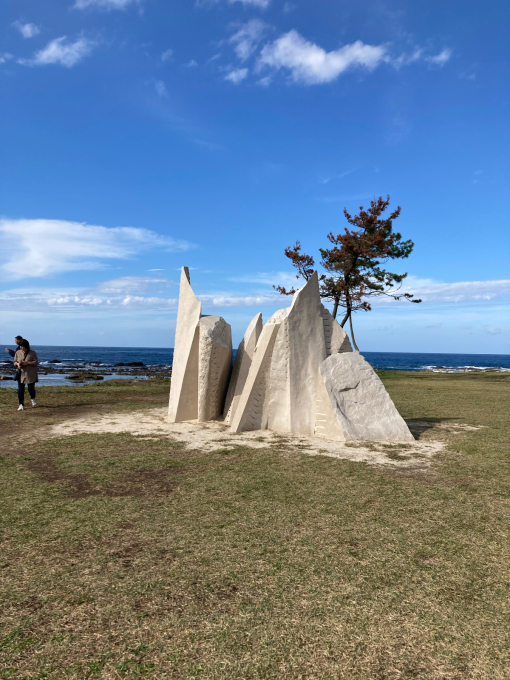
[315,353,414,442]
[223,313,263,425]
[168,267,201,423]
[169,265,412,443]
[198,315,233,422]
[168,268,232,423]
[230,272,353,436]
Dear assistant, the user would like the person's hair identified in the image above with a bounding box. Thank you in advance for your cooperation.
[15,336,23,342]
[20,339,30,351]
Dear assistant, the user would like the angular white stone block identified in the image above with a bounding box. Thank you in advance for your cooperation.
[320,305,352,355]
[229,320,281,433]
[223,313,263,425]
[315,352,414,442]
[231,272,328,436]
[168,267,201,423]
[198,315,233,422]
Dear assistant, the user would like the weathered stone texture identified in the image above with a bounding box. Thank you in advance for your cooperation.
[168,267,201,423]
[223,313,262,426]
[197,316,232,422]
[317,352,414,442]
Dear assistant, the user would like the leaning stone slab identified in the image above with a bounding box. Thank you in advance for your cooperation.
[223,313,262,425]
[229,319,281,433]
[316,352,414,442]
[198,315,233,422]
[168,267,201,423]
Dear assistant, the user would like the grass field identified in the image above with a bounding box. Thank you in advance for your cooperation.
[1,373,509,679]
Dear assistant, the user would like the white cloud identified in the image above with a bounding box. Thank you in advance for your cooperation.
[225,67,248,84]
[74,0,139,9]
[0,53,13,64]
[231,272,510,307]
[187,59,198,67]
[256,31,453,85]
[154,79,168,97]
[0,282,279,313]
[229,0,270,7]
[161,48,173,62]
[395,277,510,305]
[257,75,271,87]
[94,276,172,294]
[0,218,193,281]
[486,327,502,335]
[19,36,96,68]
[426,48,452,66]
[13,22,40,39]
[258,31,387,84]
[391,48,423,69]
[229,19,267,61]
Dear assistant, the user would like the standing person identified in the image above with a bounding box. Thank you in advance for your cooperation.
[5,336,23,358]
[14,339,39,411]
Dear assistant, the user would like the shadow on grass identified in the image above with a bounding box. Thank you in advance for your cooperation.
[406,417,461,440]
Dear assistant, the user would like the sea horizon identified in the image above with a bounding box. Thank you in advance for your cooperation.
[2,343,509,358]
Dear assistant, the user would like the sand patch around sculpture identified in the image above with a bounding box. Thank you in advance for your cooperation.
[44,407,481,470]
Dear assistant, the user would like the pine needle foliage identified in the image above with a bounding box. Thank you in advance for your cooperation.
[274,195,421,349]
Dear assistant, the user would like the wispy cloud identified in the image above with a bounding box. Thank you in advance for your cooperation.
[0,53,13,64]
[154,79,168,97]
[0,218,193,280]
[225,67,248,84]
[74,0,140,10]
[397,277,510,305]
[229,19,267,61]
[0,279,280,313]
[229,0,270,7]
[320,169,355,184]
[187,59,198,67]
[12,21,40,39]
[161,48,173,62]
[257,32,388,85]
[255,31,452,86]
[426,48,452,66]
[19,36,97,68]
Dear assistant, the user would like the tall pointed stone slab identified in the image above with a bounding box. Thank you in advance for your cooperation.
[198,316,233,422]
[223,313,263,425]
[168,267,201,423]
[229,313,283,433]
[265,272,328,435]
[232,273,328,437]
[315,352,414,442]
[286,272,328,435]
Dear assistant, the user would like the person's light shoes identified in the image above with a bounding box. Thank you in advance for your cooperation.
[31,399,38,407]
[18,404,24,411]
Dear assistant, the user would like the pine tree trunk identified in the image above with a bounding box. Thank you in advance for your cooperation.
[339,309,350,328]
[332,298,339,319]
[349,313,359,352]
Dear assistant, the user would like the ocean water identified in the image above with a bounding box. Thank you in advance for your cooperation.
[1,345,509,389]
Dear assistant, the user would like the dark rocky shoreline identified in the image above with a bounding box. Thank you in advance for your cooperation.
[0,359,172,383]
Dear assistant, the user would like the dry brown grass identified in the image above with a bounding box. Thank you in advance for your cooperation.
[0,373,509,679]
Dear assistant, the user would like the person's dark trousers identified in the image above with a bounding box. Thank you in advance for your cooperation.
[17,382,36,406]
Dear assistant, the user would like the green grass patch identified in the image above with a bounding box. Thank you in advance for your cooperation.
[1,374,509,678]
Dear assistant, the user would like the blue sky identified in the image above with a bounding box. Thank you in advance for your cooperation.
[1,0,509,352]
